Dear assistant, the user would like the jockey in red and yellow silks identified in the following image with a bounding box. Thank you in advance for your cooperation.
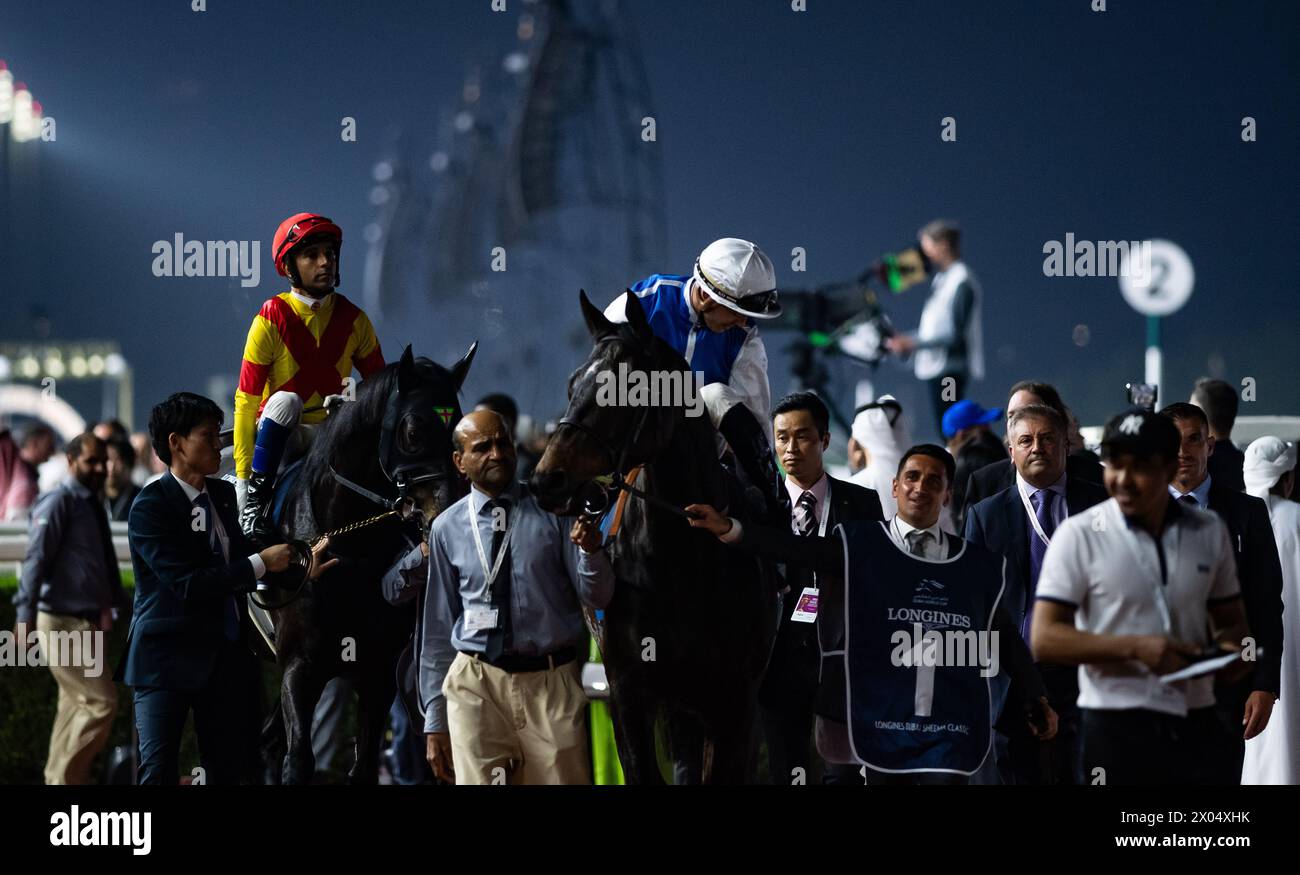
[234,212,385,544]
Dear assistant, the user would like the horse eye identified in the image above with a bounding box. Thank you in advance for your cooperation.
[398,416,426,453]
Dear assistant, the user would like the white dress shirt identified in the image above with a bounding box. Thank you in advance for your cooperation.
[1169,474,1213,511]
[785,472,829,534]
[174,475,266,579]
[888,514,948,560]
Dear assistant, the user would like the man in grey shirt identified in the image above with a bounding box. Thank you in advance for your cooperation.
[386,410,614,784]
[13,432,128,784]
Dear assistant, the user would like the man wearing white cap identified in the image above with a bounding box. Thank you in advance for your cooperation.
[1242,437,1300,784]
[604,238,787,521]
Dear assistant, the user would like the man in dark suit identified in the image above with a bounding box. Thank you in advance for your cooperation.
[119,392,332,784]
[965,404,1107,784]
[694,444,1056,784]
[1160,402,1284,783]
[960,381,1103,527]
[757,391,883,785]
[1192,378,1247,493]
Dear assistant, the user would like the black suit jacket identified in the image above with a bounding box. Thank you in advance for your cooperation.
[742,510,1046,722]
[1207,440,1247,493]
[951,430,1009,532]
[962,453,1103,527]
[117,472,263,692]
[964,475,1109,637]
[757,475,884,710]
[1206,480,1285,694]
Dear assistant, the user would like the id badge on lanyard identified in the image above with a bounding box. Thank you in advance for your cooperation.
[469,501,513,605]
[790,483,831,623]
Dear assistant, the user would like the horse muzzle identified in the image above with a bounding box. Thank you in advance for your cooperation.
[528,469,580,514]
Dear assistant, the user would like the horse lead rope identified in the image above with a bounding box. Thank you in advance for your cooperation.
[309,507,404,547]
[593,472,698,521]
[250,508,406,611]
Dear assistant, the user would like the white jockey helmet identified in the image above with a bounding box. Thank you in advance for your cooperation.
[691,238,781,320]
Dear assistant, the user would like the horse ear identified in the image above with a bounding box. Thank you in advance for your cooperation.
[580,289,614,339]
[450,341,477,392]
[622,289,652,343]
[397,345,415,392]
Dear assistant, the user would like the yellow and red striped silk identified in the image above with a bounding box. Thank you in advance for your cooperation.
[233,291,384,479]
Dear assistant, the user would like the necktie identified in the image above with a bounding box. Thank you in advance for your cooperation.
[193,493,240,642]
[1179,494,1199,509]
[906,529,932,557]
[483,497,513,661]
[1025,489,1059,640]
[793,491,818,537]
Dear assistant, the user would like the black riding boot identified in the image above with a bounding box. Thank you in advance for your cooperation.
[239,470,281,548]
[718,404,789,525]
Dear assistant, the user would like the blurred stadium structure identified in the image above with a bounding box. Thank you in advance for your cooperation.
[361,0,667,424]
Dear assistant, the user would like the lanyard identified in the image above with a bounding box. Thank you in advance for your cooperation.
[1017,477,1057,549]
[469,496,513,600]
[808,481,831,590]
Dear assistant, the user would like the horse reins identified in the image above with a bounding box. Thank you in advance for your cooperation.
[555,407,697,522]
[251,403,436,611]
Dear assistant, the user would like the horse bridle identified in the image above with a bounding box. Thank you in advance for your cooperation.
[555,404,695,522]
[253,394,449,609]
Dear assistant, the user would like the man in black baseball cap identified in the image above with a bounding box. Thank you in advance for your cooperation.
[1030,408,1251,784]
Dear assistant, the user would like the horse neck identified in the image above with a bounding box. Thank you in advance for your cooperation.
[616,410,726,585]
[313,421,390,522]
[640,408,724,514]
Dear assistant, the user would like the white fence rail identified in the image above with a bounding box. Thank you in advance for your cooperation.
[0,522,131,571]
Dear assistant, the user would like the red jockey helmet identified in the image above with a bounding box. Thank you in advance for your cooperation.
[273,213,343,285]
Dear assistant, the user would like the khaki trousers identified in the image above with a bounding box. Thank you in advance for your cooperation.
[36,612,118,785]
[443,651,590,785]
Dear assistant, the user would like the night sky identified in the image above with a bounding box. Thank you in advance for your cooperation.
[2,0,1297,438]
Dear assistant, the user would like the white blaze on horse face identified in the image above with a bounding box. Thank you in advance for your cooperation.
[594,367,618,407]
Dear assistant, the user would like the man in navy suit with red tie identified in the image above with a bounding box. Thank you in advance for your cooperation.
[119,393,334,784]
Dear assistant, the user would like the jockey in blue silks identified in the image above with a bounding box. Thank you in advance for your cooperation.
[604,238,787,522]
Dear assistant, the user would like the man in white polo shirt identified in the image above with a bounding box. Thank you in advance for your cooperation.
[1031,409,1250,785]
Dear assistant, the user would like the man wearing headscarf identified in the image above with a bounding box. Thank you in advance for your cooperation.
[1241,437,1300,784]
[848,395,911,519]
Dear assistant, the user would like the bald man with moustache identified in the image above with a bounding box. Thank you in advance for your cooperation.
[406,410,615,785]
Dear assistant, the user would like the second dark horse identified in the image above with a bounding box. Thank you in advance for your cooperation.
[268,344,474,784]
[530,291,778,783]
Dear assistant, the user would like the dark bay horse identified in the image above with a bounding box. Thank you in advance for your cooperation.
[530,291,779,784]
[268,344,474,784]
